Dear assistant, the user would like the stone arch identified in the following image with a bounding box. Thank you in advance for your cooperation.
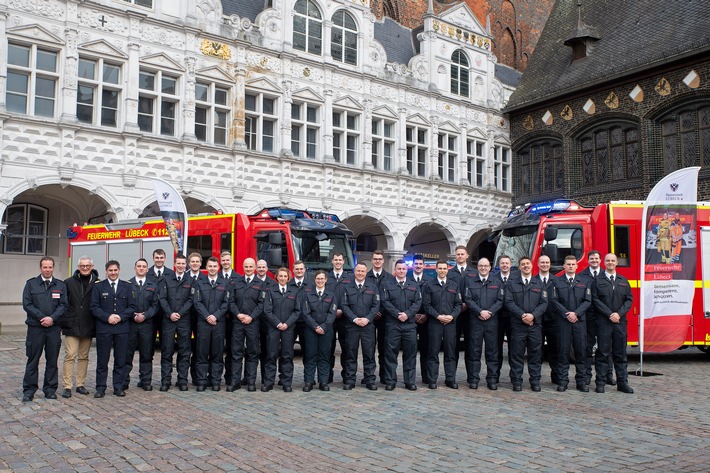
[402,219,457,262]
[137,192,224,218]
[467,226,496,263]
[341,212,395,266]
[499,27,516,69]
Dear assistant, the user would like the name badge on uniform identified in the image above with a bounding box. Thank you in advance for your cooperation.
[52,293,61,299]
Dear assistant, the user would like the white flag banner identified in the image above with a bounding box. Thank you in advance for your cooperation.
[640,166,700,353]
[151,178,188,255]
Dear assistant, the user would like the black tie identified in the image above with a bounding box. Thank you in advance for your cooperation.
[524,278,529,286]
[318,291,322,299]
[44,280,50,290]
[335,274,339,281]
[177,276,182,283]
[211,280,216,287]
[111,282,116,293]
[593,270,598,278]
[610,275,615,283]
[440,280,444,287]
[416,277,420,284]
[246,277,251,284]
[542,277,547,285]
[157,270,162,278]
[399,281,405,288]
[503,276,507,282]
[139,280,143,287]
[357,284,362,290]
[193,275,198,281]
[481,278,486,284]
[459,267,464,274]
[569,277,574,285]
[297,282,302,288]
[281,287,286,294]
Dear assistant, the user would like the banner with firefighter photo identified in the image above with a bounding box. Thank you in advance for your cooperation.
[151,178,188,255]
[640,166,700,353]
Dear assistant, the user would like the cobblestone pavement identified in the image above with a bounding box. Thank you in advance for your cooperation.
[1,326,708,472]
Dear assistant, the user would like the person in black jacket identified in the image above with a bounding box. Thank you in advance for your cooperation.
[60,256,99,398]
[408,255,432,384]
[21,256,68,402]
[91,260,136,398]
[592,253,634,394]
[262,267,300,392]
[326,252,352,384]
[158,254,193,391]
[302,271,337,391]
[425,261,463,389]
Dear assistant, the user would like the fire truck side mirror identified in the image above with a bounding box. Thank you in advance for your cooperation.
[269,248,282,267]
[544,227,558,242]
[269,232,283,245]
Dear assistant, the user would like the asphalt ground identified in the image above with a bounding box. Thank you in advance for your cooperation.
[1,326,708,472]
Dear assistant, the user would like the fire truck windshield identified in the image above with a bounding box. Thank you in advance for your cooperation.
[291,231,354,270]
[493,225,537,268]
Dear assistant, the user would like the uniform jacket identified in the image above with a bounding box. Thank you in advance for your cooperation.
[193,276,230,322]
[147,265,174,284]
[463,275,504,316]
[128,277,160,320]
[342,280,380,323]
[23,275,67,327]
[326,269,353,308]
[302,289,337,332]
[379,278,422,324]
[159,273,194,319]
[263,285,301,328]
[366,269,394,288]
[90,279,136,334]
[504,276,548,324]
[230,276,264,319]
[448,265,477,292]
[61,269,100,337]
[423,278,462,320]
[551,274,592,321]
[536,274,557,322]
[592,273,633,318]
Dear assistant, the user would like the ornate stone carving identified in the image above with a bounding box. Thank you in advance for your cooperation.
[140,25,185,49]
[9,0,64,20]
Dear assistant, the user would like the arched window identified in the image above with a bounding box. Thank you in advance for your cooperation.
[2,203,48,255]
[331,10,357,65]
[577,123,640,187]
[517,139,564,198]
[293,0,323,55]
[658,104,710,173]
[451,50,470,97]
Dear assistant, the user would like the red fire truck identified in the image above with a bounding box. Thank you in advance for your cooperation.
[491,199,710,352]
[66,208,355,276]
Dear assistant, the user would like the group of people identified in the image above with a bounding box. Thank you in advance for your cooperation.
[20,246,634,402]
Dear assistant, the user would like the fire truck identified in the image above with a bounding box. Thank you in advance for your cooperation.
[66,208,355,276]
[491,199,710,352]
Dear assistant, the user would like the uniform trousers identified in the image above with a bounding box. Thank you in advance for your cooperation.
[496,313,512,381]
[264,325,296,387]
[542,315,560,381]
[328,317,348,383]
[594,315,628,386]
[124,321,155,387]
[160,318,191,386]
[556,318,587,386]
[586,316,613,382]
[23,325,62,396]
[229,319,260,385]
[62,335,92,389]
[466,316,499,384]
[343,322,376,385]
[509,322,542,386]
[304,329,334,385]
[195,319,225,387]
[383,322,417,385]
[375,316,386,382]
[427,320,458,383]
[416,320,430,383]
[95,332,128,391]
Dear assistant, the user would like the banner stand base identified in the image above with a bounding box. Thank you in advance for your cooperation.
[631,369,662,377]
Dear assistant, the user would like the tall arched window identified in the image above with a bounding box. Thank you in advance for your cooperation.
[517,139,564,198]
[293,0,323,55]
[577,123,640,187]
[658,104,710,174]
[331,10,357,65]
[451,50,469,97]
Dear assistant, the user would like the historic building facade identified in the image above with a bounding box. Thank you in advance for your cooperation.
[505,0,710,208]
[0,0,517,322]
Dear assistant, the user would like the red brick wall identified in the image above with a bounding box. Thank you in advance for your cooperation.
[370,0,554,72]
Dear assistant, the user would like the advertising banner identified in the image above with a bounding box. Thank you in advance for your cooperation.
[151,178,188,255]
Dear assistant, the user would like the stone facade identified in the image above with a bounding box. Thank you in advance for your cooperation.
[0,0,514,323]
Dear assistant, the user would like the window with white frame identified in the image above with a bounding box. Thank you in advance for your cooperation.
[406,125,428,177]
[451,50,470,97]
[494,145,511,192]
[245,92,277,152]
[291,101,319,159]
[77,57,121,127]
[438,132,457,182]
[333,110,360,165]
[6,43,59,118]
[371,118,395,171]
[138,70,179,136]
[2,204,47,255]
[196,82,230,145]
[467,139,486,187]
[293,0,323,55]
[331,10,357,65]
[121,0,153,8]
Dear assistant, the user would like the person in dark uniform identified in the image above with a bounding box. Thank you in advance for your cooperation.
[536,255,559,384]
[147,248,174,346]
[448,245,476,373]
[287,260,312,386]
[504,257,548,392]
[256,259,277,384]
[60,256,99,398]
[592,253,634,394]
[228,257,264,392]
[327,252,352,384]
[302,271,337,391]
[380,260,422,391]
[262,267,300,392]
[551,255,591,392]
[159,254,193,391]
[367,250,394,384]
[193,257,230,391]
[494,255,516,383]
[91,260,136,398]
[21,256,67,402]
[577,250,615,386]
[425,260,463,389]
[462,257,503,390]
[408,255,432,384]
[124,258,160,391]
[342,262,380,390]
[187,252,207,385]
[219,251,240,387]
